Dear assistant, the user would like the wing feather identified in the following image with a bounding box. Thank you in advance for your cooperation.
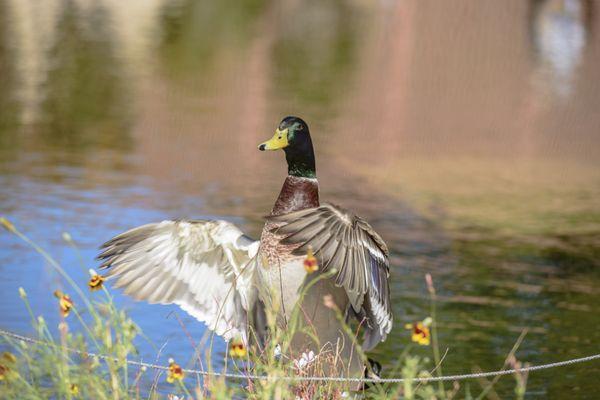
[267,203,393,350]
[97,219,260,342]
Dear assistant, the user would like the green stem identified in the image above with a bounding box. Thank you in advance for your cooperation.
[475,329,528,400]
[430,286,446,399]
[20,293,37,328]
[64,234,88,275]
[11,227,96,315]
[72,307,102,351]
[178,379,193,399]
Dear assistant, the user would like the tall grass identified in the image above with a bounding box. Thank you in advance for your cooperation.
[0,218,528,399]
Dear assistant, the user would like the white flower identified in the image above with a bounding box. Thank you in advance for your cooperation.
[293,351,316,371]
[273,344,282,360]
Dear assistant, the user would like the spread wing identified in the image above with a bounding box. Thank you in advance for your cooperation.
[97,219,260,342]
[267,203,393,350]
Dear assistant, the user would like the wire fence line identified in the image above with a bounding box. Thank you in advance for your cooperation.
[1,328,599,384]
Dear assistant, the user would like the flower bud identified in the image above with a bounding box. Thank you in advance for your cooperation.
[0,217,15,232]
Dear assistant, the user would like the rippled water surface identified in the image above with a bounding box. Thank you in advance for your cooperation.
[1,0,599,398]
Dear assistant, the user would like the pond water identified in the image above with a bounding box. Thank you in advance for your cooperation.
[1,0,599,398]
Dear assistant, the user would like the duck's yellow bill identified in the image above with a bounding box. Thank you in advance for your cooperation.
[258,128,289,151]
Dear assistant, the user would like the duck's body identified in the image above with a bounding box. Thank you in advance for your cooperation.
[258,176,319,319]
[98,116,392,381]
[256,174,364,375]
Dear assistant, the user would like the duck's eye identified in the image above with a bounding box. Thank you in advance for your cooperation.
[296,125,303,131]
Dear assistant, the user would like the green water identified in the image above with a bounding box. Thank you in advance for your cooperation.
[0,0,599,398]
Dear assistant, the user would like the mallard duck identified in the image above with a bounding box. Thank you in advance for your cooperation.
[98,116,392,379]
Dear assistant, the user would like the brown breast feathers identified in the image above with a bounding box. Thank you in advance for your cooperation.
[270,175,319,216]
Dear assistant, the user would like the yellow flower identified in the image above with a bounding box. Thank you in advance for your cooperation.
[0,352,16,381]
[405,320,431,346]
[166,358,184,383]
[303,246,319,274]
[88,269,105,291]
[1,353,16,364]
[230,341,247,358]
[54,290,74,317]
[69,383,79,396]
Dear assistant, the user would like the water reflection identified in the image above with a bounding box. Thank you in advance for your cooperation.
[4,0,61,129]
[0,0,20,144]
[529,0,593,98]
[0,1,599,398]
[272,0,362,115]
[40,0,129,151]
[158,0,267,79]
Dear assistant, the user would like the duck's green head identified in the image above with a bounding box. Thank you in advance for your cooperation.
[258,116,316,178]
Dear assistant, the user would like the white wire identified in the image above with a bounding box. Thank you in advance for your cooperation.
[1,328,599,384]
